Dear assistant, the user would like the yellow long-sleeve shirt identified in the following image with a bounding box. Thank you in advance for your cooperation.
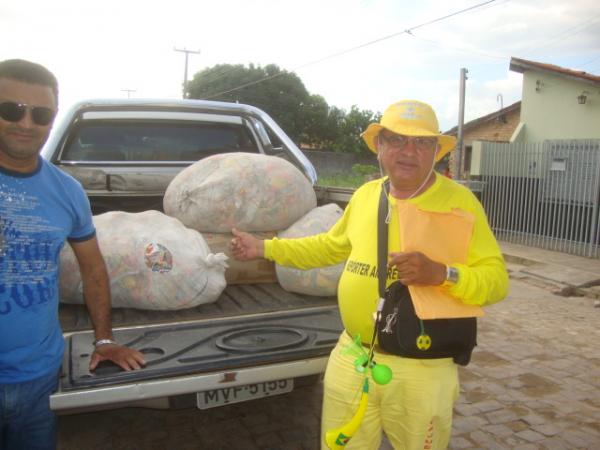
[264,174,509,341]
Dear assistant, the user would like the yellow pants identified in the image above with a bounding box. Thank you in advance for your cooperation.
[321,332,459,450]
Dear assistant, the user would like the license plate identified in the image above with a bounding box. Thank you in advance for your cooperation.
[196,379,294,409]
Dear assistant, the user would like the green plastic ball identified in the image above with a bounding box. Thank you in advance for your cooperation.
[371,363,392,385]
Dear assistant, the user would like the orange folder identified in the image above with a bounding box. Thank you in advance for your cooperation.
[396,202,484,319]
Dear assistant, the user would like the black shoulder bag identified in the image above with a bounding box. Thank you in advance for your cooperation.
[375,181,477,366]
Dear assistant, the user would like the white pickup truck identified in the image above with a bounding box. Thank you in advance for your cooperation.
[41,98,352,414]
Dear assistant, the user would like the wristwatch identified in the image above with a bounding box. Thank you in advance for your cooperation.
[445,266,459,285]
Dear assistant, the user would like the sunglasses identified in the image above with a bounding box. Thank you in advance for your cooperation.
[0,101,56,126]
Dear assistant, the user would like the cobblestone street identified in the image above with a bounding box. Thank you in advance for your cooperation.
[450,278,599,449]
[58,258,600,449]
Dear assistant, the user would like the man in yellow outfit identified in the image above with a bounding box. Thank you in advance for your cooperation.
[231,100,509,450]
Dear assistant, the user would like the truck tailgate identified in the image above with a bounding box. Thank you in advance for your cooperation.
[63,306,342,390]
[53,285,342,411]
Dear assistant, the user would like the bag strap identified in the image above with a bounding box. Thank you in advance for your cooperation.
[365,179,390,359]
[377,179,390,299]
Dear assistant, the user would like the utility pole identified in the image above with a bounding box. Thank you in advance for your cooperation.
[121,88,136,98]
[174,47,201,99]
[455,68,468,180]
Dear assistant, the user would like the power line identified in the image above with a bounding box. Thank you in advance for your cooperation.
[404,0,498,33]
[406,33,506,62]
[200,0,499,100]
[292,0,501,71]
[410,12,600,68]
[404,0,512,62]
[197,64,244,85]
[522,13,600,57]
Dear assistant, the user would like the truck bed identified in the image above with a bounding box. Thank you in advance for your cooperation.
[60,283,338,333]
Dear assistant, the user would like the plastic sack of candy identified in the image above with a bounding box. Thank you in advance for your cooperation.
[59,210,228,310]
[163,152,316,233]
[275,203,345,296]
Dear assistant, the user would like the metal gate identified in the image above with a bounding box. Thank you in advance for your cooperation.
[478,140,600,258]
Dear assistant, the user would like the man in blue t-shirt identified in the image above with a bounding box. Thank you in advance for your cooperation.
[0,59,145,450]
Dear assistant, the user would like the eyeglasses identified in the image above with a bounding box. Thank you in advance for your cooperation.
[379,133,437,152]
[0,101,56,126]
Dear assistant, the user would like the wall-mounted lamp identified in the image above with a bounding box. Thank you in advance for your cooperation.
[535,80,543,92]
[577,91,589,104]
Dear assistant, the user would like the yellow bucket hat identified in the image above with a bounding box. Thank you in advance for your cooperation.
[361,100,456,162]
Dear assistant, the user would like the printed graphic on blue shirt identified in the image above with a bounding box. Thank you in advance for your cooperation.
[0,183,64,315]
[0,160,94,382]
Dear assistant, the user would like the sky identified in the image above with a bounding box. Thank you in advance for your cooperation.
[1,0,599,132]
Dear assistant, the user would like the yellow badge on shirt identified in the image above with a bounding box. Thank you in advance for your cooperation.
[397,202,484,319]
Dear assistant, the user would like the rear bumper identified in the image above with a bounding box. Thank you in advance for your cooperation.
[51,356,328,412]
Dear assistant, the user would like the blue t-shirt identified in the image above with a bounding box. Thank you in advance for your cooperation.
[0,157,95,383]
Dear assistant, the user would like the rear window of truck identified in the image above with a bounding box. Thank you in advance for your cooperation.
[60,122,260,162]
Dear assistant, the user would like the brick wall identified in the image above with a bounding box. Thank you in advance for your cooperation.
[449,107,521,178]
[463,108,521,144]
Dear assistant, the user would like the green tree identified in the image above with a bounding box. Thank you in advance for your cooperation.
[327,106,381,154]
[187,63,381,153]
[297,94,330,147]
[187,64,311,142]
